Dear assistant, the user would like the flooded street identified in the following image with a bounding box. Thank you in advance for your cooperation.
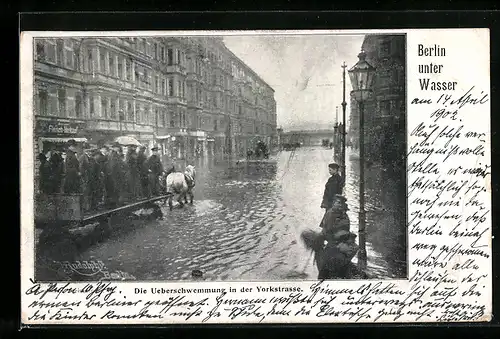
[36,147,406,281]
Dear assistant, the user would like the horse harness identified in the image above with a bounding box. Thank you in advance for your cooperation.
[184,173,195,188]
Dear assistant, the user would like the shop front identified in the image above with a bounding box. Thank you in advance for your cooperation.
[206,137,215,157]
[187,130,206,159]
[168,129,188,159]
[36,119,87,153]
[34,119,87,193]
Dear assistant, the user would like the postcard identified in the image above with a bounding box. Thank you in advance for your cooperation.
[20,28,491,324]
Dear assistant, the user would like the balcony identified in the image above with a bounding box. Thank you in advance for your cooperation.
[86,119,155,133]
[84,73,135,91]
[35,62,84,82]
[186,72,200,82]
[160,64,187,76]
[168,96,187,106]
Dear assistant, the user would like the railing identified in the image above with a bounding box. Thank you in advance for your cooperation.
[35,62,84,82]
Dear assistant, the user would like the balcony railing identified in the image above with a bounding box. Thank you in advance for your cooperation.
[86,119,155,133]
[84,73,135,91]
[35,62,84,82]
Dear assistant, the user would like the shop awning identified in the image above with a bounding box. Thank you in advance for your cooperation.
[39,137,88,143]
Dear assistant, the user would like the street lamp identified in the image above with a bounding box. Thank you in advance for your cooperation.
[348,50,376,272]
[341,62,347,184]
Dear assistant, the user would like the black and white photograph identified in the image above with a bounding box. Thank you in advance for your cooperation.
[32,33,407,282]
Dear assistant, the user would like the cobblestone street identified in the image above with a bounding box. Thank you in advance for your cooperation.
[36,147,406,281]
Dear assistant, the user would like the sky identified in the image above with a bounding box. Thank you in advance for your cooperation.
[224,34,365,131]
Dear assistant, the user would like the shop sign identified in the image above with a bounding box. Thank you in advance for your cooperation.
[36,120,84,136]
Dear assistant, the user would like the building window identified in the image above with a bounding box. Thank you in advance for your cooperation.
[214,119,218,131]
[143,69,150,89]
[135,69,140,86]
[75,92,82,118]
[87,49,94,74]
[101,97,108,118]
[378,69,391,87]
[170,111,175,127]
[64,41,74,69]
[379,40,391,57]
[46,41,56,63]
[145,106,150,124]
[155,75,160,94]
[89,97,94,117]
[100,50,106,74]
[127,102,134,121]
[56,40,64,66]
[117,57,123,79]
[109,54,115,77]
[57,88,66,117]
[167,49,173,66]
[162,78,166,96]
[154,43,158,59]
[110,99,116,119]
[168,78,174,96]
[36,41,45,61]
[158,108,163,127]
[161,46,165,61]
[380,100,391,116]
[38,89,48,116]
[125,59,131,80]
[135,103,141,123]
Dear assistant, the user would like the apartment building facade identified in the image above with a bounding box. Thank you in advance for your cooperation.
[33,36,277,164]
[347,34,406,164]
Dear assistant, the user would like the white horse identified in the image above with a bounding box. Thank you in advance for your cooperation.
[165,165,196,211]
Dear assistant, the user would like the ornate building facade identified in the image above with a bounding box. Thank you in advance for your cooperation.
[33,36,277,164]
[347,34,405,165]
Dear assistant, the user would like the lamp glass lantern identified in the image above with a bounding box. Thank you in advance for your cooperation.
[348,50,376,102]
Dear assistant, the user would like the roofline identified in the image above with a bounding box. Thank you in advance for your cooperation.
[218,39,275,93]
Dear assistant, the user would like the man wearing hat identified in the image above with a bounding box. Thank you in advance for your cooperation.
[137,145,149,198]
[126,144,140,201]
[104,142,123,207]
[89,149,103,210]
[321,163,345,210]
[147,146,164,197]
[63,142,81,194]
[78,144,93,210]
[37,153,51,194]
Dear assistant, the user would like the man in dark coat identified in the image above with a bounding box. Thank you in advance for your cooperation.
[48,146,64,193]
[89,149,102,210]
[104,143,122,207]
[63,145,81,194]
[147,146,164,196]
[321,163,344,210]
[126,145,139,201]
[78,146,92,210]
[38,153,51,194]
[94,145,109,207]
[137,146,149,198]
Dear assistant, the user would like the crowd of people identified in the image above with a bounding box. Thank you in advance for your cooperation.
[37,139,172,211]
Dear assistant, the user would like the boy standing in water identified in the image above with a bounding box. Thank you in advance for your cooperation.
[321,163,344,210]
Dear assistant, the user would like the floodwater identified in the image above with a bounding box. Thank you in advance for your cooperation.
[36,147,407,281]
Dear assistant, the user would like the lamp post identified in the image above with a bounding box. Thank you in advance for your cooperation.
[348,50,376,271]
[341,62,347,183]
